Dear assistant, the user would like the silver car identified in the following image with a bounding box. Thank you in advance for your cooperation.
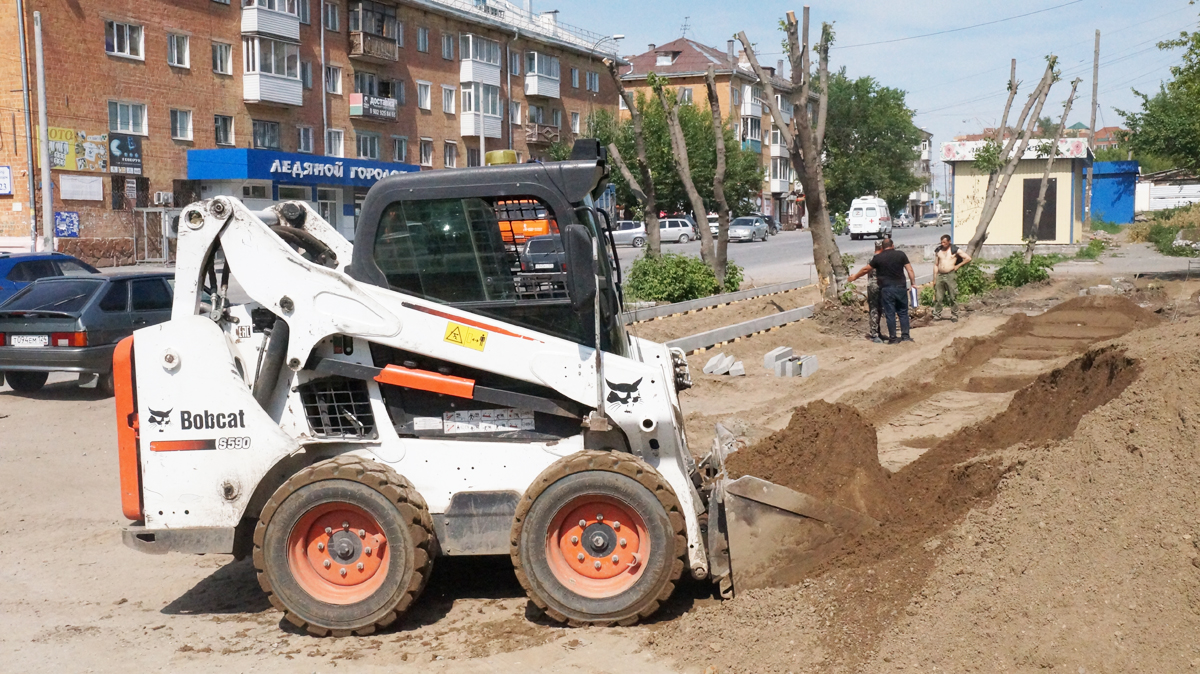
[610,220,647,247]
[728,216,769,243]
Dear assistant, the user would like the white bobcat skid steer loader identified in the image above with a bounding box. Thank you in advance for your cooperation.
[114,141,875,636]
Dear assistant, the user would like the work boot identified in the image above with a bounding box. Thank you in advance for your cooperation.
[899,336,915,343]
[871,336,885,344]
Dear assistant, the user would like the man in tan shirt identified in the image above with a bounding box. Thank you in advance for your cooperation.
[933,234,971,322]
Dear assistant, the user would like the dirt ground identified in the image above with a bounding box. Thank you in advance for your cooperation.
[3,272,1200,673]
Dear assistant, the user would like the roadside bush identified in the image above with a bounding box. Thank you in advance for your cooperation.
[832,213,849,235]
[624,254,742,303]
[1126,220,1152,242]
[919,284,936,306]
[1076,237,1107,259]
[993,252,1054,287]
[954,261,993,297]
[722,262,745,293]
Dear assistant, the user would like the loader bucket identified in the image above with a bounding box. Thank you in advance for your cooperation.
[720,475,879,592]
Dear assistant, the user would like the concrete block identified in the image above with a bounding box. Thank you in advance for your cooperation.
[713,354,736,375]
[728,361,746,377]
[703,353,725,374]
[799,355,819,377]
[763,346,793,370]
[1088,285,1117,296]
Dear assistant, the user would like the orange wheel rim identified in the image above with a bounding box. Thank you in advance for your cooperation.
[545,496,649,599]
[287,502,389,604]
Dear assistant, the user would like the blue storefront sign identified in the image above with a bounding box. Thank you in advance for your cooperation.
[187,149,420,188]
[54,211,80,238]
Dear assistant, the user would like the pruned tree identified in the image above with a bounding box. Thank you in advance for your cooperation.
[739,9,847,301]
[650,73,715,271]
[604,58,661,256]
[966,57,1060,258]
[705,64,732,286]
[1025,76,1082,263]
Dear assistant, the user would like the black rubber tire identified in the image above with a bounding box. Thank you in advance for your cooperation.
[6,371,47,393]
[678,234,690,243]
[97,371,115,396]
[510,450,686,627]
[253,455,436,636]
[631,237,645,248]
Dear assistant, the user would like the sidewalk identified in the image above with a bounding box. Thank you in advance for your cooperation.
[1048,242,1196,279]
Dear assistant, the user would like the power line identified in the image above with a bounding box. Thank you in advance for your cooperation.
[832,0,1086,50]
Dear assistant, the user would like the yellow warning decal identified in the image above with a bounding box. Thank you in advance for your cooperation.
[444,322,488,351]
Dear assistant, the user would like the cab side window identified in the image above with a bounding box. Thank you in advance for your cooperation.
[131,278,173,311]
[99,280,130,312]
[6,260,56,282]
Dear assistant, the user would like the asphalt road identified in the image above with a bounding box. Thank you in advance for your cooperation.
[614,225,953,286]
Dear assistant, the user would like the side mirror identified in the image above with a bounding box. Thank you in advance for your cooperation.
[561,224,596,314]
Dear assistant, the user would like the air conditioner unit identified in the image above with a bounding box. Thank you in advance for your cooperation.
[153,191,174,206]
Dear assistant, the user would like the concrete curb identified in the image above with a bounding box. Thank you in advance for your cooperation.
[622,278,813,324]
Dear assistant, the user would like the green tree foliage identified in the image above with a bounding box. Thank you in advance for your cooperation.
[821,69,924,216]
[1119,15,1200,171]
[587,93,764,218]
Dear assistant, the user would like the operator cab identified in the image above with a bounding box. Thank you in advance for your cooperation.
[348,140,626,356]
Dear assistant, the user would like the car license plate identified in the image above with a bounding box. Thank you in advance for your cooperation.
[534,263,555,269]
[10,334,49,348]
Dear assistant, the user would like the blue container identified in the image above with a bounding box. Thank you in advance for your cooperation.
[1090,161,1139,225]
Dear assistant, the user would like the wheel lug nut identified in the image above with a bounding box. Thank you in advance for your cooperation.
[577,553,585,562]
[357,563,364,571]
[358,529,366,538]
[342,522,349,530]
[317,542,325,551]
[323,560,331,569]
[613,521,620,530]
[596,514,603,521]
[620,538,627,547]
[365,547,372,555]
[578,519,586,528]
[325,527,332,534]
[612,555,619,564]
[594,561,602,570]
[339,567,347,577]
[570,536,579,544]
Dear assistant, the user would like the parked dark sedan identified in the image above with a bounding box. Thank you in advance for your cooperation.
[0,251,100,303]
[519,234,566,273]
[0,272,174,394]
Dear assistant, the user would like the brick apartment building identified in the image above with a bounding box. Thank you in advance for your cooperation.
[0,0,621,264]
[620,37,816,228]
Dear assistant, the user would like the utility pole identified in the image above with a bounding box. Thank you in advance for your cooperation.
[1084,29,1100,233]
[34,12,52,253]
[17,0,37,251]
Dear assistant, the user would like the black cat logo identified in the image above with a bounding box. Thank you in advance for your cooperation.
[605,378,642,411]
[147,407,173,432]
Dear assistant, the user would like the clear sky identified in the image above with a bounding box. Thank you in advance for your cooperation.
[556,0,1197,197]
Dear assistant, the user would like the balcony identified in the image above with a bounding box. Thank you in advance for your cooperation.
[349,32,399,63]
[525,123,560,145]
[462,112,502,139]
[524,75,560,99]
[350,93,397,121]
[769,142,788,158]
[741,139,761,154]
[773,95,793,124]
[244,72,303,106]
[461,59,501,86]
[769,178,792,194]
[241,5,300,41]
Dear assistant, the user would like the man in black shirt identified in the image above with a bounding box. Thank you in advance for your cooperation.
[847,238,916,343]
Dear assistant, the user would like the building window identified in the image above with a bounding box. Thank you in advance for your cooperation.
[731,87,741,105]
[740,115,761,141]
[416,81,431,110]
[243,184,268,199]
[349,1,398,39]
[212,42,232,74]
[243,37,300,79]
[354,71,378,96]
[300,61,312,88]
[325,65,342,93]
[323,2,339,30]
[525,52,559,79]
[571,68,579,88]
[419,138,433,166]
[618,96,627,111]
[510,100,521,123]
[461,83,500,116]
[298,126,313,153]
[570,112,580,134]
[459,34,500,64]
[243,0,298,14]
[586,71,601,93]
[392,136,407,162]
[167,34,189,68]
[105,21,143,59]
[551,109,561,128]
[214,115,234,145]
[395,79,406,104]
[678,87,693,104]
[417,27,429,52]
[298,0,310,23]
[170,109,192,140]
[441,32,454,60]
[441,85,456,114]
[528,104,544,124]
[467,148,480,167]
[444,141,457,168]
[508,49,520,75]
[278,186,308,201]
[252,120,281,149]
[108,101,146,135]
[357,132,380,159]
[325,128,344,157]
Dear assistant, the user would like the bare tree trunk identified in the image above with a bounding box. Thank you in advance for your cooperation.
[737,8,845,301]
[1084,30,1100,234]
[652,75,713,268]
[605,59,660,256]
[985,59,1021,201]
[966,60,1058,258]
[1025,77,1082,263]
[705,65,731,287]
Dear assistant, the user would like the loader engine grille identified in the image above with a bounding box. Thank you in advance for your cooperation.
[298,377,377,439]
